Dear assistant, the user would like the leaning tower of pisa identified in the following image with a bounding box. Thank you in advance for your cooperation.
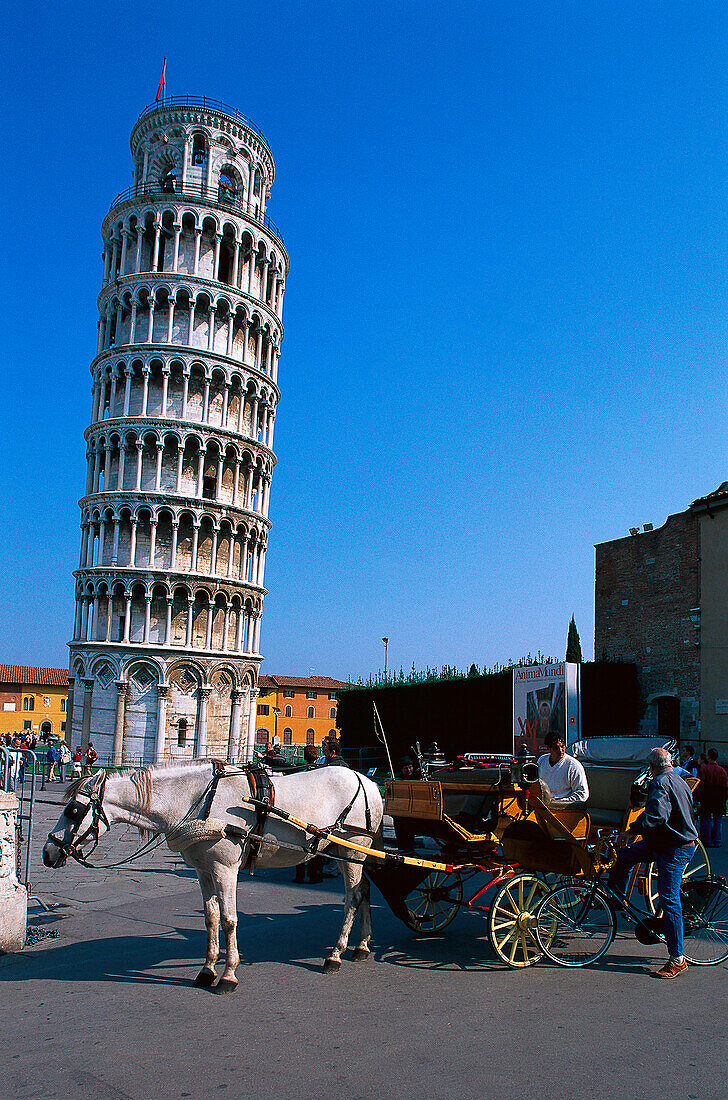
[67,96,287,765]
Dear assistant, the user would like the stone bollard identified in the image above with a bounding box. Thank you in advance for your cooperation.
[0,791,27,952]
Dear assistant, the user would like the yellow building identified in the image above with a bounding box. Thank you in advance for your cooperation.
[255,675,348,750]
[0,665,69,742]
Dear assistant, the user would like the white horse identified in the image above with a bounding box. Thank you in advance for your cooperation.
[43,761,383,992]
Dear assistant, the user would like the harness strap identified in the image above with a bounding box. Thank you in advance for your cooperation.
[241,763,275,869]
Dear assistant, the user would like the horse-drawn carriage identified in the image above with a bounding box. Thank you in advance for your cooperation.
[42,743,728,988]
[369,748,721,969]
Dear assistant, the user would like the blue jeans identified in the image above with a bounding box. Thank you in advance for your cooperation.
[608,840,694,959]
[700,814,722,848]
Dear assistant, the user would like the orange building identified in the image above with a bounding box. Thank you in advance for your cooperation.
[255,675,348,749]
[0,666,70,741]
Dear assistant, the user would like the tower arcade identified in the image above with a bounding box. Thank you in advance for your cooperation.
[68,97,287,764]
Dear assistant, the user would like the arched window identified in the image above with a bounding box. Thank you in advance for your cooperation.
[283,727,292,746]
[329,708,336,719]
[329,729,337,738]
[23,697,34,712]
[218,170,236,204]
[60,698,67,713]
[284,705,292,718]
[306,729,315,746]
[177,718,187,748]
[192,134,206,167]
[255,727,268,745]
[307,706,314,718]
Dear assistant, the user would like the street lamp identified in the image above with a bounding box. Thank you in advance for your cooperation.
[382,637,389,678]
[273,706,281,747]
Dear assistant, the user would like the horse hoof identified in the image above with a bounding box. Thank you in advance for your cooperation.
[322,958,341,974]
[352,948,371,962]
[213,979,238,995]
[194,969,216,988]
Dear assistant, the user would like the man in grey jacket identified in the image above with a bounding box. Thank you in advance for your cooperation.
[609,746,698,978]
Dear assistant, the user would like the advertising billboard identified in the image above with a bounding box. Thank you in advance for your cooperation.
[513,662,580,755]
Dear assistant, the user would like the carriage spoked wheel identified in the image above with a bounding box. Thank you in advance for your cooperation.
[402,870,463,934]
[488,873,553,968]
[645,839,711,915]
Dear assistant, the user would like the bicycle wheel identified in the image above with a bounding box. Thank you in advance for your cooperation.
[646,840,710,914]
[681,878,728,965]
[402,870,463,934]
[488,873,551,968]
[534,881,614,967]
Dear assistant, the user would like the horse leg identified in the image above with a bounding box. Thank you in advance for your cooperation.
[194,869,220,988]
[352,872,373,962]
[323,858,367,973]
[213,862,241,995]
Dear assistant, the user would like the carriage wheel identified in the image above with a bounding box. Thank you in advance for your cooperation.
[488,873,552,968]
[645,839,711,915]
[402,870,463,934]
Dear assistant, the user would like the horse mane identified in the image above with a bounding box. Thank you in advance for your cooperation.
[63,776,86,803]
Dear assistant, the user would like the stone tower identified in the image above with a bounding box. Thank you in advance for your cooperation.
[68,97,287,765]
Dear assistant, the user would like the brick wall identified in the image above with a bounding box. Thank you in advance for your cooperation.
[595,508,700,738]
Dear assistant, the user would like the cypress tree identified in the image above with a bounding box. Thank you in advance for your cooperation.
[566,616,583,663]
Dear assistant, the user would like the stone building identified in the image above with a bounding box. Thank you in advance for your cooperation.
[0,666,69,741]
[68,97,288,764]
[255,676,349,748]
[595,483,728,752]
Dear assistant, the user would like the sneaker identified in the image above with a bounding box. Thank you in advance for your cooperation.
[654,960,688,979]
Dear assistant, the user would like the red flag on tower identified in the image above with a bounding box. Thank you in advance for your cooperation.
[155,58,166,102]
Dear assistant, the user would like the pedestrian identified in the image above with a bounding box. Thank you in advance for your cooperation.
[46,741,59,783]
[609,746,698,978]
[59,741,72,783]
[698,749,728,848]
[84,741,98,775]
[680,745,698,778]
[319,736,350,768]
[71,747,83,779]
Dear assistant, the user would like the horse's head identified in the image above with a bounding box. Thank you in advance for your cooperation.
[43,771,109,868]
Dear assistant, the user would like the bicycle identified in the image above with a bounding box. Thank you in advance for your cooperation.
[532,858,728,968]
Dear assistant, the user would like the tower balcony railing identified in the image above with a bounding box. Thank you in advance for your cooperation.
[107,181,284,248]
[136,96,269,146]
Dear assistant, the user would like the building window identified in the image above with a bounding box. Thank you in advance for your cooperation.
[23,720,31,730]
[307,706,315,718]
[60,698,67,713]
[177,718,188,748]
[329,708,336,719]
[284,705,292,717]
[60,721,66,732]
[257,704,269,716]
[256,728,268,744]
[306,729,315,745]
[23,697,34,711]
[306,691,316,699]
[328,693,337,700]
[192,133,206,167]
[283,690,294,698]
[43,696,51,707]
[283,728,292,746]
[329,729,337,738]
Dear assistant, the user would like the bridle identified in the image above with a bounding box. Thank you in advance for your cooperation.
[47,778,110,867]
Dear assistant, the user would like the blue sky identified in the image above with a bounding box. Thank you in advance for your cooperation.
[2,2,727,681]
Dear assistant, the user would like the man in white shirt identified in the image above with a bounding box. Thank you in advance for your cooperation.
[537,732,589,804]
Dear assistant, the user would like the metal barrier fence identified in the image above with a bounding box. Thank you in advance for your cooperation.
[1,747,40,902]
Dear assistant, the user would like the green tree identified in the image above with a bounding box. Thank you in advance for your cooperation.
[566,616,583,663]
